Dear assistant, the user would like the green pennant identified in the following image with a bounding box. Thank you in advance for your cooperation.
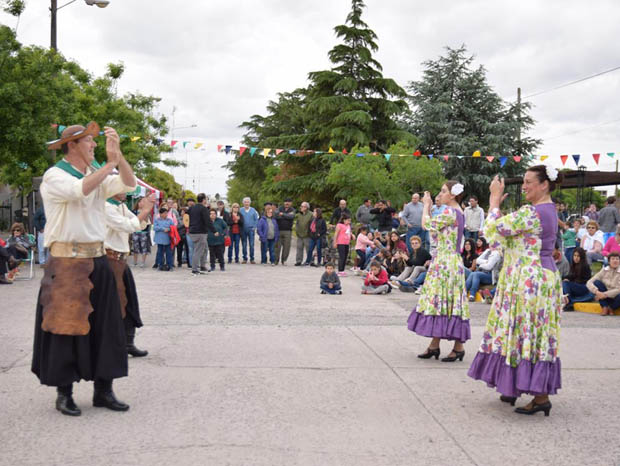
[250,147,257,157]
[384,154,391,161]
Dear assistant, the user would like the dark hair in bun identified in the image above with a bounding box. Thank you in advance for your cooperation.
[526,165,564,192]
[444,180,465,203]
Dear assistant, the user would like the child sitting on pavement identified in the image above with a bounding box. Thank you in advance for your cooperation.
[320,262,342,295]
[362,260,391,294]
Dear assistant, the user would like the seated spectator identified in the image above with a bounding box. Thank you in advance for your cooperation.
[562,247,593,311]
[353,226,374,271]
[320,262,342,295]
[391,236,431,287]
[466,246,502,301]
[586,251,620,316]
[582,221,605,264]
[461,238,478,280]
[601,225,620,261]
[475,236,488,256]
[0,243,18,284]
[361,261,390,294]
[387,231,407,254]
[573,217,587,245]
[7,222,33,261]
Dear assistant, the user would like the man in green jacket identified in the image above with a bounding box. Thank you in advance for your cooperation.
[294,202,313,266]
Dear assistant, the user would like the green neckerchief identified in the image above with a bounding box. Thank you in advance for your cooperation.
[55,158,103,180]
[107,198,121,206]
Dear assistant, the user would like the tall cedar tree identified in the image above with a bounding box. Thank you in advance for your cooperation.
[406,46,541,205]
[228,0,413,208]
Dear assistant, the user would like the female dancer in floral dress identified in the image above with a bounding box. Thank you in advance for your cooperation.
[407,180,470,361]
[468,166,563,416]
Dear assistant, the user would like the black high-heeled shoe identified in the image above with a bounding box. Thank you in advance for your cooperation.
[441,350,465,362]
[418,347,440,359]
[500,395,517,406]
[515,400,552,416]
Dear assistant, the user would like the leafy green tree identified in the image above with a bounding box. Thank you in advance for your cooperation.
[406,45,541,205]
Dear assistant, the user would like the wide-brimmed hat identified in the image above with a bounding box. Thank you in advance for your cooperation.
[47,121,100,150]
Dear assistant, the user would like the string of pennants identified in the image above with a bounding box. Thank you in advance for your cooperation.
[215,145,620,168]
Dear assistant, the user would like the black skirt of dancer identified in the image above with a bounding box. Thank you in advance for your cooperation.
[123,265,143,328]
[31,256,128,387]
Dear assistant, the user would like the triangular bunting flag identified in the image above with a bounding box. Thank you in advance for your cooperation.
[342,148,348,154]
[427,154,434,160]
[413,150,421,157]
[289,150,296,155]
[225,145,232,154]
[607,152,615,158]
[486,156,495,162]
[315,151,324,154]
[356,153,364,157]
[472,150,481,158]
[171,140,178,147]
[275,149,283,155]
[130,136,141,142]
[194,142,203,149]
[560,155,568,165]
[249,147,257,157]
[239,146,247,156]
[58,125,66,134]
[499,156,508,167]
[328,147,335,153]
[540,155,548,161]
[384,154,391,161]
[572,154,580,165]
[217,144,222,152]
[457,155,464,159]
[183,141,190,148]
[263,148,271,158]
[593,153,600,165]
[513,155,522,163]
[443,155,449,161]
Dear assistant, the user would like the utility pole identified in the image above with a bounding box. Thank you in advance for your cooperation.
[50,0,58,50]
[517,87,521,157]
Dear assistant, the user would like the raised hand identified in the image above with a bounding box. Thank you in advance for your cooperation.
[104,127,121,168]
[489,175,507,210]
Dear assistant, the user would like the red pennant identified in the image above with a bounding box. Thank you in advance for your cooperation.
[413,150,421,157]
[275,149,283,155]
[239,146,247,156]
[513,155,521,163]
[171,140,178,147]
[486,156,495,162]
[592,153,600,165]
[217,144,222,152]
[560,155,568,165]
[443,155,449,161]
[342,148,348,154]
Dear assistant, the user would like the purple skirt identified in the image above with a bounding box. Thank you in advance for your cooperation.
[468,351,562,397]
[407,310,471,342]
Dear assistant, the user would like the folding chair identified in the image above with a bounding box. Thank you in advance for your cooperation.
[13,233,35,281]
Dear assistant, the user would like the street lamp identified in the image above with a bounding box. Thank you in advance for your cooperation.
[50,0,110,51]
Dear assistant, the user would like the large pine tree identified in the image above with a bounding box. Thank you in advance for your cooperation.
[406,46,540,204]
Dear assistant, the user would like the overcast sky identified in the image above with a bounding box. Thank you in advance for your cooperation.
[3,0,620,196]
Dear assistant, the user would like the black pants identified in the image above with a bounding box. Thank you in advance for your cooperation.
[337,244,349,272]
[209,244,225,269]
[176,236,185,266]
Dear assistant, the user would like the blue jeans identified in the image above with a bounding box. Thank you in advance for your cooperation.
[228,233,241,261]
[306,238,322,265]
[413,271,426,288]
[464,268,472,280]
[406,226,424,254]
[320,283,342,295]
[185,234,194,267]
[562,281,594,304]
[156,244,173,269]
[464,230,479,242]
[466,270,493,297]
[260,239,275,264]
[564,247,575,265]
[593,280,620,309]
[241,228,256,261]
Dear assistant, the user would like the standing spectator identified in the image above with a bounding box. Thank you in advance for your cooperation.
[562,218,578,264]
[401,193,425,253]
[189,193,216,275]
[597,196,620,244]
[239,197,259,264]
[353,226,374,271]
[329,199,351,226]
[562,247,593,311]
[305,208,327,266]
[557,202,569,223]
[182,205,192,268]
[585,203,599,222]
[165,198,179,226]
[369,200,396,233]
[208,209,228,271]
[356,199,373,226]
[257,205,279,265]
[227,203,244,264]
[274,198,296,265]
[34,205,47,267]
[175,208,187,268]
[582,221,605,264]
[361,261,390,294]
[216,200,231,223]
[464,195,485,242]
[294,202,312,266]
[153,208,174,271]
[586,251,620,315]
[132,198,151,268]
[320,262,342,295]
[333,213,352,276]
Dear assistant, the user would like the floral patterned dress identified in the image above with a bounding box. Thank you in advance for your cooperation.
[407,207,471,342]
[468,203,563,397]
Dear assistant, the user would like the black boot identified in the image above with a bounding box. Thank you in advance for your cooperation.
[93,379,130,411]
[56,385,81,416]
[125,323,148,357]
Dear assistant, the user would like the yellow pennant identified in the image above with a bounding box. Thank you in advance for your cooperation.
[194,142,203,149]
[263,148,271,158]
[130,136,141,142]
[472,150,481,158]
[540,155,549,161]
[328,147,335,153]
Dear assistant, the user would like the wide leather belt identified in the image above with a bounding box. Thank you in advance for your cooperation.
[50,241,105,258]
[105,248,128,261]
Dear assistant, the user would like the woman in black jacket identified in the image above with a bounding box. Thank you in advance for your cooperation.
[562,247,593,311]
[462,238,478,280]
[305,208,327,266]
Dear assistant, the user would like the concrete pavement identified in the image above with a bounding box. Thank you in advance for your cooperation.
[1,255,619,466]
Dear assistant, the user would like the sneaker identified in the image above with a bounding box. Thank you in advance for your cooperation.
[468,295,475,302]
[321,290,327,294]
[337,271,347,277]
[250,260,256,264]
[337,290,342,295]
[390,275,397,281]
[198,269,209,275]
[414,288,422,295]
[200,267,209,272]
[192,271,201,276]
[152,264,159,269]
[271,263,277,267]
[391,281,400,288]
[310,263,317,267]
[295,263,302,266]
[242,260,248,264]
[235,259,240,264]
[209,266,215,272]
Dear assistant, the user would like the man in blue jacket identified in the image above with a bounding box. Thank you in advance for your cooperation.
[239,196,259,264]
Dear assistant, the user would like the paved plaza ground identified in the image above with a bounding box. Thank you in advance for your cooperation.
[2,248,620,466]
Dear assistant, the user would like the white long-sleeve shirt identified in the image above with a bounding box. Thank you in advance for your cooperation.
[105,202,147,253]
[476,249,502,272]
